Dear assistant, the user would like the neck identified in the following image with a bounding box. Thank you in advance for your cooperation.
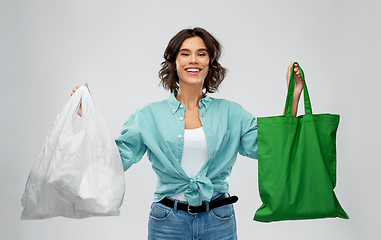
[176,85,204,110]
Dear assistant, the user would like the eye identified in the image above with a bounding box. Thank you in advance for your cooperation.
[198,52,208,57]
[181,53,189,56]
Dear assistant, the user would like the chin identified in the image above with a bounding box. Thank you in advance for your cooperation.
[179,78,205,87]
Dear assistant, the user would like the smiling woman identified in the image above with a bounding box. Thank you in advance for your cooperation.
[71,27,303,240]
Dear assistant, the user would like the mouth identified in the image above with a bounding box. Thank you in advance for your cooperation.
[185,68,201,74]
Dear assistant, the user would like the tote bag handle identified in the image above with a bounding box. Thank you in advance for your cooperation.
[284,62,313,116]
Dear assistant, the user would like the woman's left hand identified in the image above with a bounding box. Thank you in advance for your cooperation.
[284,61,303,116]
[286,61,303,96]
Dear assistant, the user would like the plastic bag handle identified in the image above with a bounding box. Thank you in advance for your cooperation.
[70,86,93,116]
[284,62,312,116]
[67,86,96,132]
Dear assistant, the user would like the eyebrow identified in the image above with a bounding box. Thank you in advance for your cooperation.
[179,48,208,52]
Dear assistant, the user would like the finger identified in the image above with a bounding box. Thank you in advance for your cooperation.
[287,61,293,79]
[71,85,81,96]
[288,61,294,70]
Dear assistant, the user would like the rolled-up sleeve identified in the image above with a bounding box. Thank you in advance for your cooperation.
[115,111,147,171]
[238,108,258,159]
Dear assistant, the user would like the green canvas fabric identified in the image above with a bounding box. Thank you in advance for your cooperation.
[254,63,349,222]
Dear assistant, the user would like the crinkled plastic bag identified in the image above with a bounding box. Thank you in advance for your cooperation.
[21,86,125,219]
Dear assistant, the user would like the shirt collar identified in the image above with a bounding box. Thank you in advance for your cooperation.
[167,91,213,114]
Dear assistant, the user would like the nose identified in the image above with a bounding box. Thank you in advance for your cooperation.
[189,54,198,64]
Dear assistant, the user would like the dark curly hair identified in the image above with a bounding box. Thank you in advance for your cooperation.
[159,28,227,93]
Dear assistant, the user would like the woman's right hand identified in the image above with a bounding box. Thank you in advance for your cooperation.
[71,83,89,117]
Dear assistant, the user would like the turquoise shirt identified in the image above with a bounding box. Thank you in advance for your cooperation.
[115,91,258,206]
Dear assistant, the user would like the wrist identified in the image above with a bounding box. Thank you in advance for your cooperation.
[293,91,301,99]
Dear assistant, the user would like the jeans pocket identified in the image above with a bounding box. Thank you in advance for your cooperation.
[210,204,235,221]
[149,203,173,221]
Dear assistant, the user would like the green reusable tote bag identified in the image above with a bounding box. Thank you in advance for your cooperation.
[254,62,349,222]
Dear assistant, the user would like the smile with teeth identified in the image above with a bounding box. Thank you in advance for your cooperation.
[186,68,200,72]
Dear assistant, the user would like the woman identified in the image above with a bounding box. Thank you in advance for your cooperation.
[72,27,303,240]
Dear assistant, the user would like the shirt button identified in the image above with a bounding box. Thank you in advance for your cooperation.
[173,109,175,112]
[180,105,183,108]
[178,135,182,138]
[179,117,183,120]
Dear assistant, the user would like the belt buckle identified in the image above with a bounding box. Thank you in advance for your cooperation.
[187,205,198,215]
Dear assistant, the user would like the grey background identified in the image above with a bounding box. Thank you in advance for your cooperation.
[1,0,380,239]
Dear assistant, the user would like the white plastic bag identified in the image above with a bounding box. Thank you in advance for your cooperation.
[21,86,125,219]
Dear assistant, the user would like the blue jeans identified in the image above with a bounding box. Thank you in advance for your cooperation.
[148,194,237,240]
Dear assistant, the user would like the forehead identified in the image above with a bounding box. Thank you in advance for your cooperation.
[180,36,207,50]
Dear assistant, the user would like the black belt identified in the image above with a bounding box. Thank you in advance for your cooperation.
[159,193,239,215]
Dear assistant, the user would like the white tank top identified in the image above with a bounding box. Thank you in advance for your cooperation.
[170,127,218,201]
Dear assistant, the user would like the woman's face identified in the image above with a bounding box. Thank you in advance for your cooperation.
[175,36,210,88]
